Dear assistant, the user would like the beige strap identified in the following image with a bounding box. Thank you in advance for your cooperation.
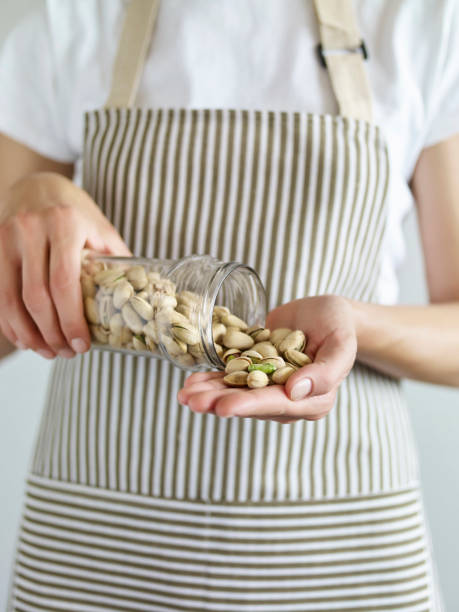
[313,0,372,122]
[105,0,160,108]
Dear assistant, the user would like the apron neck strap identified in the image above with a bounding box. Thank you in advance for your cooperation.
[313,0,373,122]
[105,0,160,108]
[105,0,373,121]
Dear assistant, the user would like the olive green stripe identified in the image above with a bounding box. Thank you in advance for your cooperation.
[14,572,431,608]
[191,109,210,253]
[177,108,198,257]
[13,590,431,612]
[86,110,100,197]
[19,531,427,570]
[153,108,175,254]
[141,109,163,253]
[100,109,123,221]
[22,514,425,551]
[126,358,139,492]
[33,361,59,475]
[128,110,154,249]
[216,109,236,260]
[55,360,68,481]
[110,109,132,233]
[18,545,428,583]
[16,558,429,597]
[26,477,420,514]
[203,108,223,253]
[228,109,248,262]
[169,372,184,497]
[93,109,112,210]
[24,491,421,531]
[149,360,164,495]
[165,108,186,258]
[160,364,177,496]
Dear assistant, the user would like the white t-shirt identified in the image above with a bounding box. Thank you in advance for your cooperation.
[1,0,459,304]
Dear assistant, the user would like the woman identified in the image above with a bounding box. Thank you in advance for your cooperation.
[1,0,458,609]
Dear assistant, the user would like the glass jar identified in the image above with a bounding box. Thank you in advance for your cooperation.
[80,252,267,371]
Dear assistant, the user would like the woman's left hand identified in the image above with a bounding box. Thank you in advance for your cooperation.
[178,295,358,423]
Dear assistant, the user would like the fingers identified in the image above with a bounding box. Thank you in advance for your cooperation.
[286,328,356,400]
[48,209,91,354]
[21,228,72,357]
[183,371,225,388]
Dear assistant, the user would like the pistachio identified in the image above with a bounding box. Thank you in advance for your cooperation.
[113,280,134,309]
[175,352,196,368]
[172,323,200,346]
[260,356,285,370]
[271,365,297,385]
[98,294,115,329]
[270,328,292,349]
[137,290,149,300]
[278,330,306,354]
[221,313,248,331]
[93,267,125,287]
[247,362,276,375]
[247,326,271,342]
[213,305,230,320]
[212,322,226,343]
[240,350,263,363]
[225,357,252,374]
[188,342,205,359]
[223,371,249,387]
[145,335,158,353]
[126,265,148,290]
[108,333,123,348]
[90,325,109,344]
[177,290,201,307]
[160,334,187,357]
[133,335,148,352]
[214,343,224,360]
[80,273,96,298]
[175,303,193,318]
[247,370,269,388]
[283,349,312,368]
[222,330,254,350]
[121,303,144,334]
[120,326,133,344]
[252,341,278,358]
[129,295,154,321]
[222,348,241,363]
[109,313,124,335]
[84,297,99,325]
[143,320,160,343]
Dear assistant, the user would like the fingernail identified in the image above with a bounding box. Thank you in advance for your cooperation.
[71,338,88,353]
[16,341,27,350]
[37,349,55,360]
[290,378,312,401]
[59,348,75,359]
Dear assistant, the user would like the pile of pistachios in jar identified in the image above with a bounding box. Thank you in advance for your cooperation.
[220,326,312,388]
[80,253,313,381]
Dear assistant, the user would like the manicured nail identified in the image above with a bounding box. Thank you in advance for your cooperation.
[71,338,88,353]
[37,349,55,360]
[16,341,27,350]
[59,348,75,359]
[290,378,312,401]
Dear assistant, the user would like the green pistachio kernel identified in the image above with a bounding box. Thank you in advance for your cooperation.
[248,363,276,374]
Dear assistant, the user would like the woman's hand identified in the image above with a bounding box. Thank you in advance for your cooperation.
[0,172,131,359]
[178,295,357,423]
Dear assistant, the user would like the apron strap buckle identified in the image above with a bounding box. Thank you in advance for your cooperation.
[317,40,369,69]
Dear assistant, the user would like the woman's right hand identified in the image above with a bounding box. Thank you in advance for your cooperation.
[0,171,131,359]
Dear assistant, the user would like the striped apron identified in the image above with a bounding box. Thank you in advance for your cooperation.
[9,1,444,610]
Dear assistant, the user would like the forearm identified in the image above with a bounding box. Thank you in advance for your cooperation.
[350,299,459,386]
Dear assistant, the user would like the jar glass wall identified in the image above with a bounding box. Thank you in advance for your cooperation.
[81,252,267,371]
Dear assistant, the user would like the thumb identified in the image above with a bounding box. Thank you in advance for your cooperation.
[285,329,356,401]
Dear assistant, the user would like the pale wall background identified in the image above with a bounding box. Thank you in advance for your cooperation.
[0,2,458,610]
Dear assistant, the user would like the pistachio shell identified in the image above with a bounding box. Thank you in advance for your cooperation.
[260,356,285,370]
[270,328,292,348]
[113,280,134,309]
[222,330,254,350]
[109,313,124,335]
[161,334,187,357]
[143,320,159,343]
[212,322,226,343]
[278,330,306,354]
[252,341,278,358]
[98,294,115,329]
[126,265,148,290]
[129,295,154,320]
[222,348,241,363]
[172,324,200,346]
[214,343,224,360]
[121,303,144,334]
[177,290,201,307]
[145,335,158,353]
[90,324,109,344]
[120,327,133,344]
[108,333,123,348]
[188,342,205,359]
[175,303,193,318]
[84,297,99,324]
[213,305,230,320]
[240,350,263,363]
[225,357,252,374]
[133,335,148,352]
[247,370,269,388]
[248,326,271,342]
[223,371,249,387]
[283,349,312,368]
[271,365,297,385]
[137,290,149,300]
[221,313,248,331]
[80,273,96,298]
[93,267,125,287]
[175,352,196,368]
